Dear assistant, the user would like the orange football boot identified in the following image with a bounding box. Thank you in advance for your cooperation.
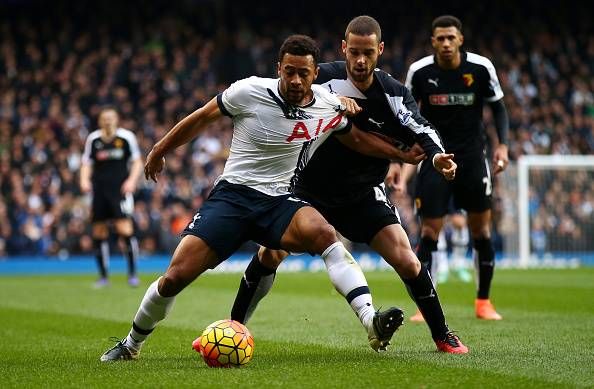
[475,298,503,320]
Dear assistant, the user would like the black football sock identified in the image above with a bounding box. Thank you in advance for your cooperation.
[123,235,139,277]
[403,265,449,340]
[474,238,495,299]
[417,237,438,281]
[230,253,276,324]
[94,239,109,279]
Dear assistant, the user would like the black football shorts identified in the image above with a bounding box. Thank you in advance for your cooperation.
[414,155,492,218]
[182,180,309,264]
[298,183,401,244]
[92,189,134,222]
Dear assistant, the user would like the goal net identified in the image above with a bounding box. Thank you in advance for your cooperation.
[513,155,594,267]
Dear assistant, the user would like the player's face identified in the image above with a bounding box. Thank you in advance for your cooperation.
[277,53,319,105]
[99,110,119,132]
[342,33,384,83]
[431,26,464,62]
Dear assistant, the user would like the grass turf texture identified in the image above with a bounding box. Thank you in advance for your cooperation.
[1,268,593,388]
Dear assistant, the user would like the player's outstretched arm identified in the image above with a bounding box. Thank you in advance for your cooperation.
[336,125,426,163]
[145,97,222,182]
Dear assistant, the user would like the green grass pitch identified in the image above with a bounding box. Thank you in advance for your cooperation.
[1,268,593,388]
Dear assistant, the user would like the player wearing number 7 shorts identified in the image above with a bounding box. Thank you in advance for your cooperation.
[402,15,510,321]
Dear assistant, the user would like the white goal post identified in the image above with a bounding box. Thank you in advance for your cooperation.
[517,155,594,267]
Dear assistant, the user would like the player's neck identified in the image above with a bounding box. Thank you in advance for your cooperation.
[349,76,373,92]
[298,91,314,107]
[436,53,461,70]
[101,128,116,141]
[279,89,314,107]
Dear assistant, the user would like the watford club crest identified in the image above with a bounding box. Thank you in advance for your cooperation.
[114,138,124,148]
[462,73,474,87]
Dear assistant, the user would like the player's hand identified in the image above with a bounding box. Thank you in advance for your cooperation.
[492,144,509,175]
[433,153,457,181]
[337,96,362,116]
[399,143,426,164]
[121,178,136,194]
[80,179,92,194]
[144,149,166,182]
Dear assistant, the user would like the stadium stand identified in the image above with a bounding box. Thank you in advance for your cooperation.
[1,0,592,256]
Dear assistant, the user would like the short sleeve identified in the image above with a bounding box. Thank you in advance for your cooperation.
[217,77,255,117]
[482,58,504,102]
[125,132,141,160]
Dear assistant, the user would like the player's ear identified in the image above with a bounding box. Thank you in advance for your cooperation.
[341,39,347,54]
[459,33,464,46]
[378,41,384,55]
[313,65,319,80]
[431,36,438,49]
[277,62,281,77]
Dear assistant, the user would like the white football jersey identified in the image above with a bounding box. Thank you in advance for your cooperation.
[216,76,350,196]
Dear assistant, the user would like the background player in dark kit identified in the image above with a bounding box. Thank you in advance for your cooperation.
[403,15,510,321]
[80,107,143,287]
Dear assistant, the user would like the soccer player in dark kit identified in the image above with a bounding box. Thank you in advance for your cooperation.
[80,107,143,287]
[230,16,468,354]
[403,15,510,321]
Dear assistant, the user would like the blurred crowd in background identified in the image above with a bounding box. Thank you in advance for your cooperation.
[1,0,593,257]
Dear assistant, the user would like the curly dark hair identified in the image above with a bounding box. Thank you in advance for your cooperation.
[278,34,320,65]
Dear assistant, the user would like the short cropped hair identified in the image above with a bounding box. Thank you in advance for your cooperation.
[278,34,320,65]
[432,15,463,34]
[345,15,382,42]
[99,105,119,116]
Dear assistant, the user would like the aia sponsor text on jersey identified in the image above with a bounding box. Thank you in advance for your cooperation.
[285,113,344,143]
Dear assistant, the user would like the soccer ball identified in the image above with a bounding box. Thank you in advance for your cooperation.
[192,319,254,367]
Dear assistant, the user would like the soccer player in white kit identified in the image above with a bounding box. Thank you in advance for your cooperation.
[100,35,422,361]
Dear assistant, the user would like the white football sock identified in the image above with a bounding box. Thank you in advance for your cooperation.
[322,242,375,329]
[124,277,175,351]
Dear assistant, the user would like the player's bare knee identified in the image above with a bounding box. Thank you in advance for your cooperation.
[406,254,422,275]
[310,223,337,253]
[258,247,286,269]
[114,220,133,237]
[393,248,421,279]
[92,223,109,239]
[420,225,440,241]
[469,225,490,240]
[421,217,443,241]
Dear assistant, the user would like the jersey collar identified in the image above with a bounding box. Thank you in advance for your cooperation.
[276,80,316,108]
